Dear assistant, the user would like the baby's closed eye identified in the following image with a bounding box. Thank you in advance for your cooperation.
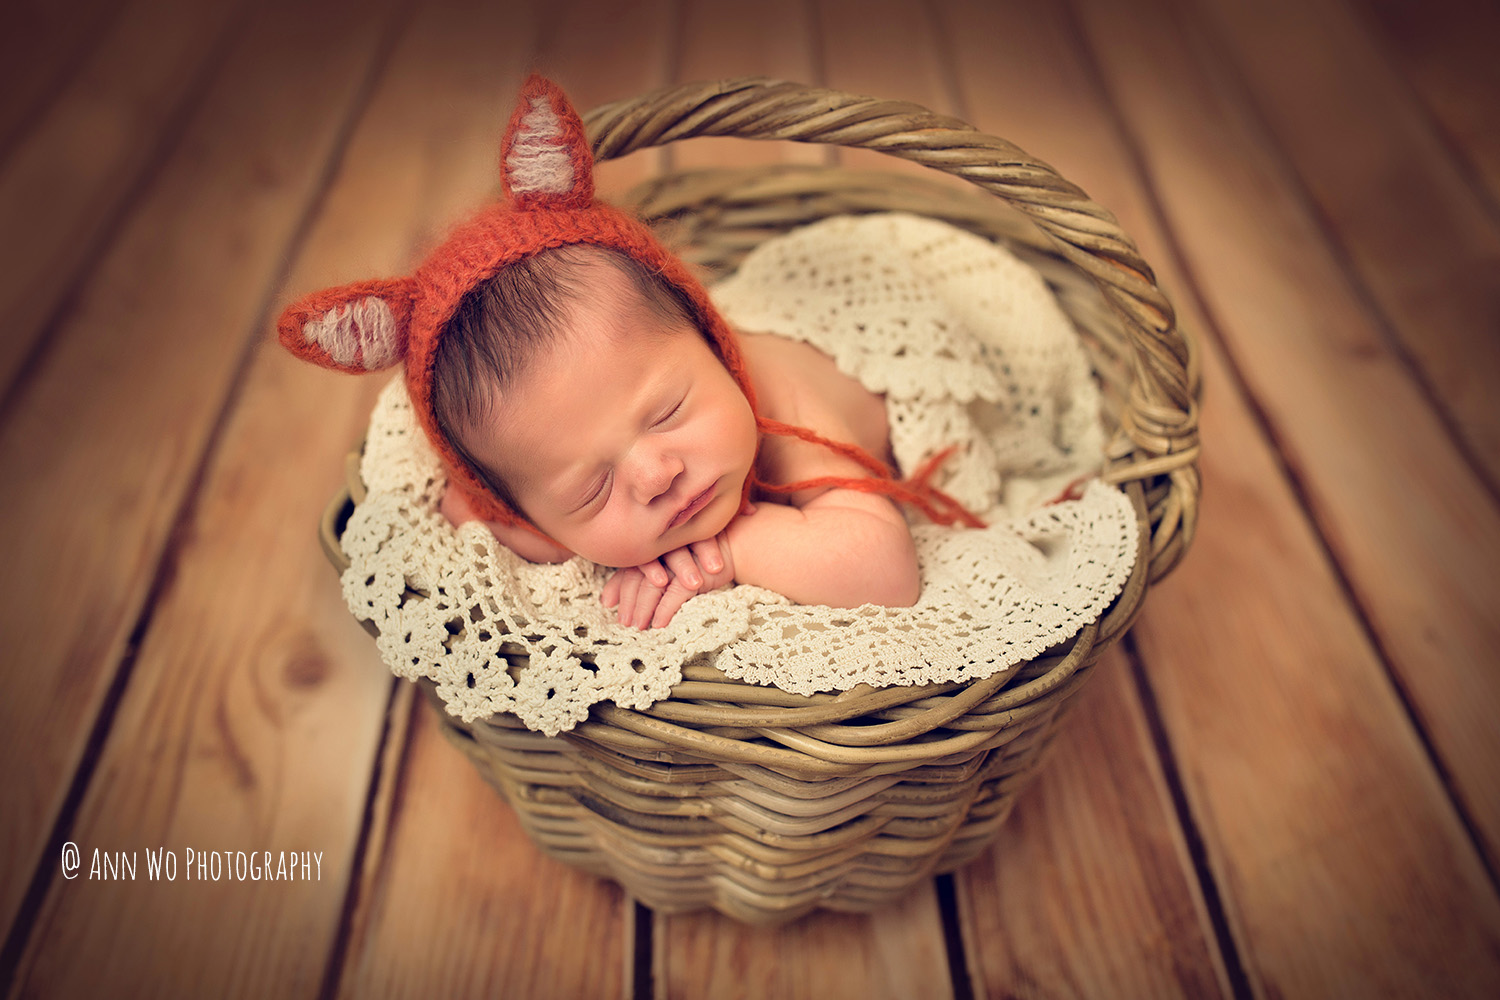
[653,397,685,427]
[578,472,611,510]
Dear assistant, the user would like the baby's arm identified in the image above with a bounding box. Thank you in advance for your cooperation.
[717,332,919,609]
[439,486,574,564]
[726,489,921,608]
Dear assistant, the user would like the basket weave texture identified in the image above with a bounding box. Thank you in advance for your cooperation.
[319,78,1201,924]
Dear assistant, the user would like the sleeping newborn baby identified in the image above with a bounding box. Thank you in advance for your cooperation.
[278,74,981,631]
[432,242,968,629]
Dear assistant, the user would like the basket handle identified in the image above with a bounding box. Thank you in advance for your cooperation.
[584,78,1199,578]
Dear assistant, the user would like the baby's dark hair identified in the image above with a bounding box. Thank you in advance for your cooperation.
[432,244,698,511]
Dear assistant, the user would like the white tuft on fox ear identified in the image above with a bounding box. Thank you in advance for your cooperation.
[303,296,401,370]
[506,94,575,198]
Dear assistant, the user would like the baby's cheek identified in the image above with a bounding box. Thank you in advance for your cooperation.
[728,398,759,472]
[580,531,668,571]
[698,495,740,542]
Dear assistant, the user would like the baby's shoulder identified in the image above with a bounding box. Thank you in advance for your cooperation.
[739,332,876,427]
[739,332,818,417]
[738,331,894,501]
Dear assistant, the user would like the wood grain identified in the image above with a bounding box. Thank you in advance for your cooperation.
[0,0,402,981]
[1075,0,1500,876]
[0,0,243,398]
[943,0,1500,994]
[1126,335,1500,999]
[656,886,953,1000]
[10,367,393,997]
[0,0,125,157]
[1194,0,1500,489]
[1359,0,1500,213]
[956,661,1229,1000]
[668,0,828,171]
[340,695,629,1000]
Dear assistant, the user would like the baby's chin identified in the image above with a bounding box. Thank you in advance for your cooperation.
[663,496,739,555]
[587,507,736,569]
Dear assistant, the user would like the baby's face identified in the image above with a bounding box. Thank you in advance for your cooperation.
[463,275,758,568]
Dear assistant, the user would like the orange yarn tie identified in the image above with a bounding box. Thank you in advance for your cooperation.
[1045,475,1090,506]
[753,418,987,529]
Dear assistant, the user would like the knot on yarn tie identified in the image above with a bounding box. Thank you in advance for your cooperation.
[1045,475,1090,506]
[900,445,987,528]
[752,418,986,529]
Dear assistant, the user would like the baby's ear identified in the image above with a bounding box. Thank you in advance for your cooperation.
[277,277,416,374]
[500,74,594,209]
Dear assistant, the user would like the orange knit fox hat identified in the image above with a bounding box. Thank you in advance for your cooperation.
[278,74,983,533]
[278,74,763,527]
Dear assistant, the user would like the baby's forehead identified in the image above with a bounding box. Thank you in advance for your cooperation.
[492,319,692,485]
[582,264,650,311]
[555,259,704,344]
[505,292,690,407]
[555,245,641,293]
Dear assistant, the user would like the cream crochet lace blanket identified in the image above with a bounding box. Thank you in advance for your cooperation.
[339,213,1139,736]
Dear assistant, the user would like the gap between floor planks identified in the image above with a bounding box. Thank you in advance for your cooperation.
[1356,0,1500,224]
[1195,0,1500,495]
[921,1,1239,993]
[1067,0,1500,994]
[0,0,411,993]
[1091,0,1500,882]
[0,0,128,162]
[934,0,1500,995]
[0,0,252,407]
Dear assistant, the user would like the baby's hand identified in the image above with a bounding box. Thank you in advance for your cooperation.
[601,534,735,629]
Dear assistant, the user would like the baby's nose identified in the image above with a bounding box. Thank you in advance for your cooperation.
[633,449,683,503]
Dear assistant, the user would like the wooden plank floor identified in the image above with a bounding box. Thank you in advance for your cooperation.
[1,0,1496,996]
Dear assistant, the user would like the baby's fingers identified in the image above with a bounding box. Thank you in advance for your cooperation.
[636,559,670,589]
[602,570,623,607]
[649,582,697,629]
[661,547,702,590]
[626,582,668,630]
[613,571,645,626]
[689,537,725,576]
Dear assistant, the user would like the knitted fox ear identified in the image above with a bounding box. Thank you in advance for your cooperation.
[500,74,594,209]
[277,277,417,374]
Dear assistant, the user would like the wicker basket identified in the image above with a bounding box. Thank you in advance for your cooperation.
[318,78,1200,925]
